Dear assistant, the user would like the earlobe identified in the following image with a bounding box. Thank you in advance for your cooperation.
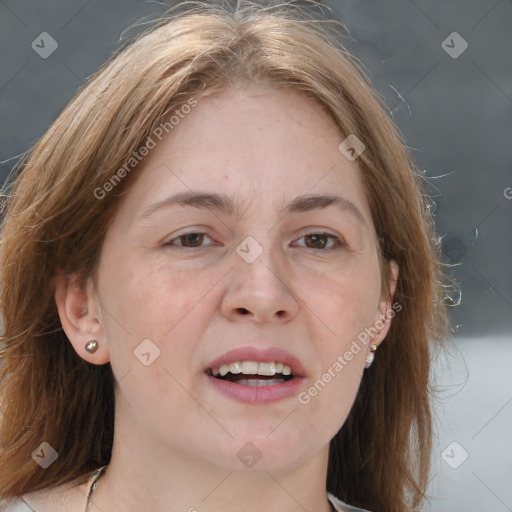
[53,269,110,364]
[364,344,378,369]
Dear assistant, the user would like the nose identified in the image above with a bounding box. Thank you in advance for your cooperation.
[220,247,299,324]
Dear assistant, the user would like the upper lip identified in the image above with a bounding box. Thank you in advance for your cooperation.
[205,346,306,377]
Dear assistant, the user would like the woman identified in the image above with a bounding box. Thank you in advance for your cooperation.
[0,1,450,511]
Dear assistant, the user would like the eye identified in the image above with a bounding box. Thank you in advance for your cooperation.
[163,232,215,249]
[162,231,344,251]
[293,233,344,251]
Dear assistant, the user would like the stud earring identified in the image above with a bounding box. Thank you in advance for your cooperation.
[85,339,99,354]
[364,344,377,369]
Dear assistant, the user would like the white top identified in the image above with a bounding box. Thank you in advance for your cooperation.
[0,469,371,512]
[328,493,371,512]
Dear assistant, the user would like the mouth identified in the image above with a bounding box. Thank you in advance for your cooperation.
[204,347,306,404]
[206,361,295,386]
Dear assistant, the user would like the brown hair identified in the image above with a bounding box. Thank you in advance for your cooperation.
[0,2,450,510]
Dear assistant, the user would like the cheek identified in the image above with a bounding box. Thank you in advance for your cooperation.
[97,257,222,414]
[100,256,208,333]
[97,254,225,377]
[298,263,381,345]
[294,262,380,421]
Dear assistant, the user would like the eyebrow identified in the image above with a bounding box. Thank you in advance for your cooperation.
[139,191,366,225]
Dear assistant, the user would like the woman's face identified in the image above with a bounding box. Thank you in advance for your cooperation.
[62,85,397,473]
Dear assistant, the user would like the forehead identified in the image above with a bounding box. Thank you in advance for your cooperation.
[115,86,374,227]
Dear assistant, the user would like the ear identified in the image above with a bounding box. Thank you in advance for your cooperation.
[369,258,400,349]
[53,268,110,364]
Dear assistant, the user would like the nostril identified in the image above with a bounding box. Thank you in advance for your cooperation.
[238,308,250,315]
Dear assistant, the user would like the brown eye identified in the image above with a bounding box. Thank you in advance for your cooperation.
[164,232,213,248]
[296,233,346,252]
[304,234,329,249]
[179,233,204,247]
[294,233,343,251]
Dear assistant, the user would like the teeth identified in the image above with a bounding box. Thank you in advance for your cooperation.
[241,361,259,374]
[229,362,242,374]
[237,379,286,386]
[258,362,276,376]
[209,361,294,378]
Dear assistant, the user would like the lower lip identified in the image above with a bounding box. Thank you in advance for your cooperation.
[205,373,304,404]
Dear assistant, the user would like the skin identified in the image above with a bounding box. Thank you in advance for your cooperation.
[54,85,398,512]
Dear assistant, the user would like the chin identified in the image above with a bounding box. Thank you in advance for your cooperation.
[200,435,315,473]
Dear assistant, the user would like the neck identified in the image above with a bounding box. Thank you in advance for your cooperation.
[91,451,333,512]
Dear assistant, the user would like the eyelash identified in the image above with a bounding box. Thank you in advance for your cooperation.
[163,231,345,251]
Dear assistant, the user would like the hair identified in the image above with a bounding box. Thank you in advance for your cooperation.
[0,1,450,510]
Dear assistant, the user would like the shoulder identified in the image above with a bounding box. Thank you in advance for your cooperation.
[0,469,98,512]
[328,492,373,512]
[0,497,34,512]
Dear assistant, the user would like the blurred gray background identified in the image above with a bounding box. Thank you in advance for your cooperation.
[1,1,511,510]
